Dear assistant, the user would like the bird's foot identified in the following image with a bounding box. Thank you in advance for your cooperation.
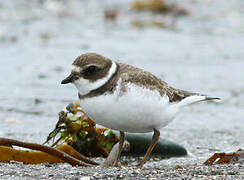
[135,160,146,168]
[102,159,120,167]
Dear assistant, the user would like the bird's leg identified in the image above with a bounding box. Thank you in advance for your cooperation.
[112,131,125,166]
[136,128,160,167]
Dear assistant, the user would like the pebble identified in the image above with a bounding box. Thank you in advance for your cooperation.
[0,161,243,179]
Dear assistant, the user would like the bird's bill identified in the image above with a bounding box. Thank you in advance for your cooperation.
[61,74,75,84]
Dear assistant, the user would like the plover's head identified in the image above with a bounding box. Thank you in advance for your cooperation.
[61,53,117,95]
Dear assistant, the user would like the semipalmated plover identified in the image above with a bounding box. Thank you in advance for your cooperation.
[61,53,219,167]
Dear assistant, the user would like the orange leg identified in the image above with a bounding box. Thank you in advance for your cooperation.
[136,129,160,167]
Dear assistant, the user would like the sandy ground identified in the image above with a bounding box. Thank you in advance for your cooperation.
[0,158,244,179]
[0,0,244,179]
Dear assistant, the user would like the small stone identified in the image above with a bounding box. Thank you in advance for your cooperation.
[80,177,90,180]
[5,118,21,123]
[54,66,63,72]
[34,98,42,105]
[38,73,48,79]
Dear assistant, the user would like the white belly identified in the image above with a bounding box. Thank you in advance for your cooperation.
[79,83,177,133]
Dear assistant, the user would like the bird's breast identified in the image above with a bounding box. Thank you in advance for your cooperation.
[79,83,177,133]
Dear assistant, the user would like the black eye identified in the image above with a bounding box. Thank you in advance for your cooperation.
[84,65,99,76]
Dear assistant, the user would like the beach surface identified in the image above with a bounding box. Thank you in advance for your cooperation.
[0,0,244,179]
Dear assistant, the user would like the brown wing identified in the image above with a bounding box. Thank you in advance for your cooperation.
[118,63,200,103]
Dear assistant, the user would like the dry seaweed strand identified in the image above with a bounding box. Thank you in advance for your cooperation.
[0,144,98,165]
[131,0,189,17]
[0,138,98,166]
[132,0,168,12]
[203,149,244,165]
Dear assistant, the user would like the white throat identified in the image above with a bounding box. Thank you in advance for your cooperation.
[73,61,117,95]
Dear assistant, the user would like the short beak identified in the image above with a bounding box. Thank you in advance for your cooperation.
[61,74,74,84]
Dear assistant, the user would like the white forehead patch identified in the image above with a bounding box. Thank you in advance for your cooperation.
[72,65,82,73]
[73,61,117,95]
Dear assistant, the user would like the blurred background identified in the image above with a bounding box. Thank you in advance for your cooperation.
[0,0,243,162]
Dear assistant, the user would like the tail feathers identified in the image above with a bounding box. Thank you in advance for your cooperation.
[205,97,221,101]
[174,95,220,109]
